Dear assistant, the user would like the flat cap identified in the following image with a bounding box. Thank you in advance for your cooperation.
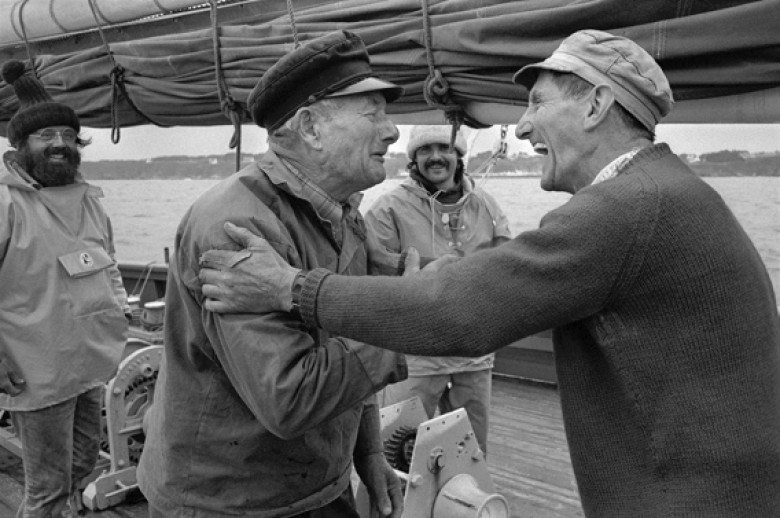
[248,30,403,131]
[513,30,674,132]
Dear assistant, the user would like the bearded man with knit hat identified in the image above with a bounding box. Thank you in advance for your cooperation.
[365,124,511,456]
[0,60,129,517]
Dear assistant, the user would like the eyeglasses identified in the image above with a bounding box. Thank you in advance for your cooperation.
[29,128,78,143]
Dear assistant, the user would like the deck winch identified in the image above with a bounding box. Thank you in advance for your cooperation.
[82,341,162,510]
[356,396,510,518]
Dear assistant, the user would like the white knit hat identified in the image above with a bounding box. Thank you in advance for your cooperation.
[406,125,467,160]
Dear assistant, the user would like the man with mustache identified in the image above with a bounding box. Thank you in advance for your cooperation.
[364,124,511,456]
[137,31,407,517]
[0,60,130,517]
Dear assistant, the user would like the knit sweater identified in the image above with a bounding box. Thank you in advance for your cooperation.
[299,144,780,516]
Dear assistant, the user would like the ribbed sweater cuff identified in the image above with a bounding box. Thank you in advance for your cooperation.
[299,268,331,327]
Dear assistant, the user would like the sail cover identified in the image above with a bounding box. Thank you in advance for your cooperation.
[1,0,779,137]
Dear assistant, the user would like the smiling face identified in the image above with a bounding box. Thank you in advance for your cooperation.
[316,92,400,199]
[515,72,592,194]
[18,125,81,187]
[413,142,459,191]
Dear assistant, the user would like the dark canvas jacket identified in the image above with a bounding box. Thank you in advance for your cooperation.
[138,151,406,517]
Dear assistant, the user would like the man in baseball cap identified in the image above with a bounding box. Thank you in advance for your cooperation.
[138,30,407,517]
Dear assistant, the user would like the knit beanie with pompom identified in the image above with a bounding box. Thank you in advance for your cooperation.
[2,60,80,147]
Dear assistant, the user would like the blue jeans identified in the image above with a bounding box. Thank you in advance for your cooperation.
[10,386,103,518]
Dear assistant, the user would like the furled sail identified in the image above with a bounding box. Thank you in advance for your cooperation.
[1,0,779,138]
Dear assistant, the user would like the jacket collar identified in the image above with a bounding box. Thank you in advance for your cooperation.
[1,149,87,191]
[402,173,476,207]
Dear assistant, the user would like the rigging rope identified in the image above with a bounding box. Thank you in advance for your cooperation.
[420,0,489,153]
[87,0,168,144]
[286,0,301,48]
[17,0,38,79]
[209,0,244,172]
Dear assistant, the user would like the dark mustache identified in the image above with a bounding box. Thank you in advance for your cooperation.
[424,159,449,168]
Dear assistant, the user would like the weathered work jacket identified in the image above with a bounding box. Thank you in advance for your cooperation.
[137,151,407,517]
[364,175,511,375]
[302,144,780,516]
[0,152,128,411]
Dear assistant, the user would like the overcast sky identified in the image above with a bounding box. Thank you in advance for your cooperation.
[2,124,778,162]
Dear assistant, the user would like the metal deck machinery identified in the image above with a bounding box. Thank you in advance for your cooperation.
[356,396,510,518]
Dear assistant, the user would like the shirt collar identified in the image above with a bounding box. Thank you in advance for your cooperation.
[591,147,643,186]
[276,156,364,244]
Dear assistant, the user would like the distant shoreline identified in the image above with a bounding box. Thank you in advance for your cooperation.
[80,150,780,180]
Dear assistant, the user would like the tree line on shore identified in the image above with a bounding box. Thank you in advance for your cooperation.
[80,150,780,180]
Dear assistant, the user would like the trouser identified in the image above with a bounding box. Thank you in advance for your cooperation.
[147,486,360,518]
[10,386,103,518]
[381,369,492,455]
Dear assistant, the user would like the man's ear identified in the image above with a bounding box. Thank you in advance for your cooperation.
[297,107,323,150]
[583,84,615,131]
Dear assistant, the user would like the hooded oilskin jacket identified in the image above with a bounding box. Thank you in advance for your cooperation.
[0,151,128,411]
[364,174,512,375]
[137,150,406,517]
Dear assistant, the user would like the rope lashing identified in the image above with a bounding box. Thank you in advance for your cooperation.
[17,0,38,79]
[420,0,462,136]
[419,0,489,150]
[209,0,244,172]
[88,0,167,143]
[286,0,301,48]
[108,66,167,143]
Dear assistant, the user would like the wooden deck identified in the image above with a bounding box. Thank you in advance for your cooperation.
[0,377,582,518]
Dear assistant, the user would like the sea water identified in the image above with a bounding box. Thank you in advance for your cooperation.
[94,176,780,296]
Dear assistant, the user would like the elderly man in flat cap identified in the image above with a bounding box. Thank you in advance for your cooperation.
[1,61,129,517]
[198,30,780,515]
[137,31,407,517]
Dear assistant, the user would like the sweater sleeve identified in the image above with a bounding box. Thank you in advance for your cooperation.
[301,182,652,357]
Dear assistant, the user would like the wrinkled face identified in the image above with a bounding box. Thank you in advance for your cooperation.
[515,72,587,194]
[414,142,459,191]
[318,93,400,195]
[18,125,81,187]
